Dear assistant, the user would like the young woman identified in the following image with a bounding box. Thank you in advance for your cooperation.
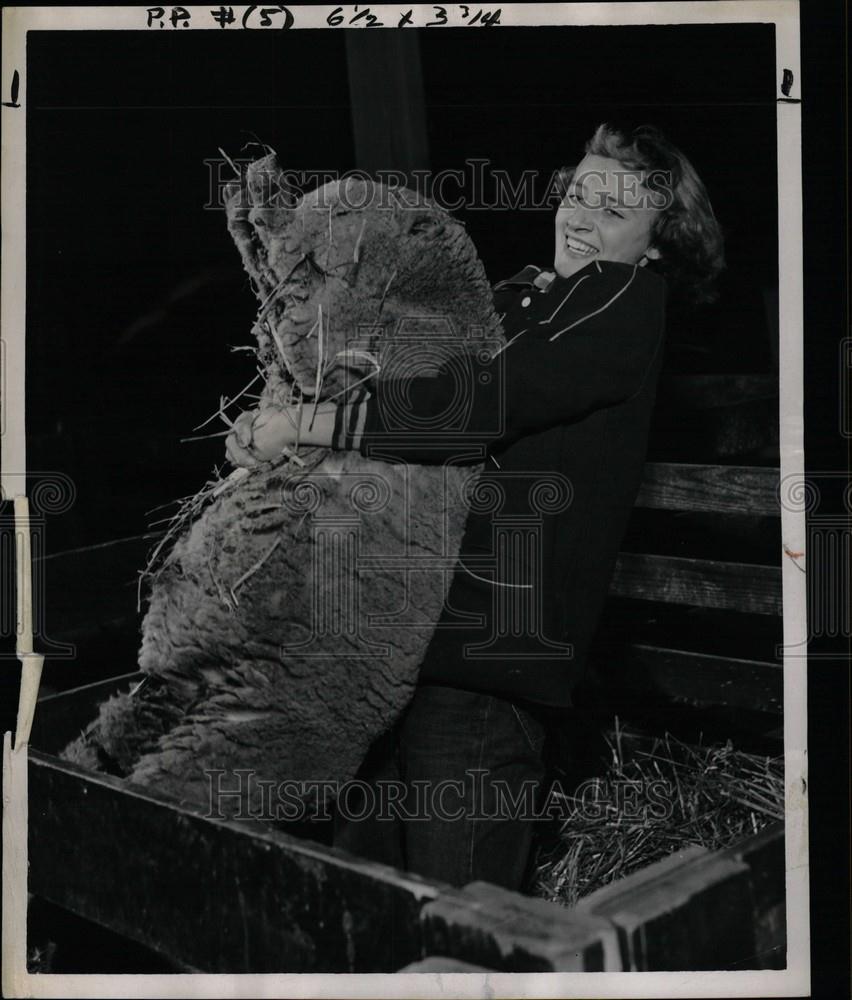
[226,124,725,891]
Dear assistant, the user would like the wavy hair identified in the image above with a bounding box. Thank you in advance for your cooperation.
[558,124,726,305]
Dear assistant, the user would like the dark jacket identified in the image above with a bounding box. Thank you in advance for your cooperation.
[338,259,667,707]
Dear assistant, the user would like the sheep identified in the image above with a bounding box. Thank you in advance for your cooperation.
[62,154,504,820]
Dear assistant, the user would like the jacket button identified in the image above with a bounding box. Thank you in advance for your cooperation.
[521,296,531,307]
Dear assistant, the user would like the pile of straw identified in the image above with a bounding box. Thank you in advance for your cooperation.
[532,722,784,908]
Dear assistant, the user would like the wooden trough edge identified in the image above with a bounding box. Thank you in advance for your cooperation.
[27,750,439,974]
[575,824,786,971]
[27,750,785,974]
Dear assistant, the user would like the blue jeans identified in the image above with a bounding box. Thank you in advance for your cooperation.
[334,684,547,891]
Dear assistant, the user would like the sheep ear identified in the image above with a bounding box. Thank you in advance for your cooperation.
[245,154,301,212]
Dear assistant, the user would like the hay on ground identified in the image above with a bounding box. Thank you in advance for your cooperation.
[532,721,784,908]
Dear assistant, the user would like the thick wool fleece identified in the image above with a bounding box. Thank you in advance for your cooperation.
[62,156,504,816]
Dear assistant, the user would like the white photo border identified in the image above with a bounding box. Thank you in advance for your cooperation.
[1,3,807,997]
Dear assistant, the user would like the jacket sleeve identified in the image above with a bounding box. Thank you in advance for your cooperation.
[338,264,666,465]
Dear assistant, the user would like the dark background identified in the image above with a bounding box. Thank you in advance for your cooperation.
[4,10,848,992]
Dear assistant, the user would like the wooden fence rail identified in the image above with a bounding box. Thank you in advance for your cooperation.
[610,552,782,616]
[636,463,779,516]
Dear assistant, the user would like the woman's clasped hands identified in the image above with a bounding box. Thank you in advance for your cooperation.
[225,400,338,468]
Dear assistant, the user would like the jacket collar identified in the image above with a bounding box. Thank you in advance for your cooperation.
[494,260,662,294]
[492,264,546,292]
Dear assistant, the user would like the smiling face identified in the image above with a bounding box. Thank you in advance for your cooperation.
[553,153,662,279]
